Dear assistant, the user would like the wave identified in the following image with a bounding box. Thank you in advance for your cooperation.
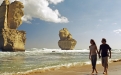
[1,48,121,53]
[26,48,90,53]
[111,49,121,53]
[0,48,121,75]
[0,61,98,75]
[1,58,118,75]
[25,48,121,53]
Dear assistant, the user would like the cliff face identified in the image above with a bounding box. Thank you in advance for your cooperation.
[0,0,26,51]
[58,28,77,50]
[7,1,24,29]
[0,0,9,29]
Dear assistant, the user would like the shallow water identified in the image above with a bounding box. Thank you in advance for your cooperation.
[0,48,121,74]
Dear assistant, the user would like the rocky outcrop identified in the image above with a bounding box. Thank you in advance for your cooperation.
[58,28,77,50]
[8,1,24,29]
[0,0,26,51]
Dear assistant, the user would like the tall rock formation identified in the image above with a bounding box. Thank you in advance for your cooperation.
[58,28,77,50]
[0,0,26,51]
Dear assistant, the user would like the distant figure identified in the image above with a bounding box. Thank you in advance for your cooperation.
[99,38,111,74]
[89,39,99,74]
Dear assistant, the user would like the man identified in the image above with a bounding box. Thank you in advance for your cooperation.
[99,38,111,74]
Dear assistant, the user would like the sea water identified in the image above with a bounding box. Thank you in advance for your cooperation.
[0,48,121,74]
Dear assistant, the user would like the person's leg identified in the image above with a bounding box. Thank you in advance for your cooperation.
[92,55,97,73]
[94,55,98,73]
[91,55,94,73]
[104,66,107,74]
[102,57,105,74]
[103,57,108,74]
[105,57,108,74]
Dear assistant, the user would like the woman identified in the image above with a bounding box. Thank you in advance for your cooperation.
[89,39,99,74]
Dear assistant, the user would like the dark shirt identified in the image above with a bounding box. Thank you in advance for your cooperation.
[99,44,111,57]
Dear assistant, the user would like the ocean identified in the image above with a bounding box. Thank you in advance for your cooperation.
[0,48,121,75]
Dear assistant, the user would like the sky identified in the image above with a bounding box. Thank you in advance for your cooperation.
[1,0,121,49]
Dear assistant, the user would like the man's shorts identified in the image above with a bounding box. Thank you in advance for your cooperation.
[102,57,108,68]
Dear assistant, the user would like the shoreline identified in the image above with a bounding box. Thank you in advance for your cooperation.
[3,59,121,75]
[30,60,121,75]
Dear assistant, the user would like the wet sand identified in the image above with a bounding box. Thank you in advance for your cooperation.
[26,61,121,75]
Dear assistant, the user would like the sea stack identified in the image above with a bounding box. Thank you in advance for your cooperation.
[58,28,77,50]
[0,0,26,51]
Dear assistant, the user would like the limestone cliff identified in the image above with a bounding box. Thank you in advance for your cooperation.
[0,0,26,52]
[58,28,77,50]
[0,0,10,29]
[8,1,24,29]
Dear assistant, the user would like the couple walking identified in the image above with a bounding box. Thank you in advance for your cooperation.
[89,38,111,74]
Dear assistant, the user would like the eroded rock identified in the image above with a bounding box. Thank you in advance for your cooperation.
[8,1,24,29]
[0,0,26,52]
[58,28,77,50]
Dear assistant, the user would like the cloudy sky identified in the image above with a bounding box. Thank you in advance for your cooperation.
[1,0,121,49]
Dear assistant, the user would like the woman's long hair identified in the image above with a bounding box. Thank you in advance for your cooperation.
[90,39,96,45]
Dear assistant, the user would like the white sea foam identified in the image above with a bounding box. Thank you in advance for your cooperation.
[0,59,117,75]
[0,61,95,75]
[0,48,121,75]
[26,48,121,53]
[25,48,90,53]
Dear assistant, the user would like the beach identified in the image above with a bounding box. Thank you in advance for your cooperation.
[28,61,121,75]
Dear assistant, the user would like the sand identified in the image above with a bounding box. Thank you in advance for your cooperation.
[24,61,121,75]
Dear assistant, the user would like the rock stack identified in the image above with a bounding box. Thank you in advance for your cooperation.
[58,28,77,50]
[0,0,26,51]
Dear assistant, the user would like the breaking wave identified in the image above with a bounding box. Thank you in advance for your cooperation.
[0,48,121,75]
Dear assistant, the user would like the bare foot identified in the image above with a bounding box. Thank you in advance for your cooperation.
[105,72,108,75]
[91,72,94,75]
[96,71,98,74]
[103,72,108,75]
[103,72,105,74]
